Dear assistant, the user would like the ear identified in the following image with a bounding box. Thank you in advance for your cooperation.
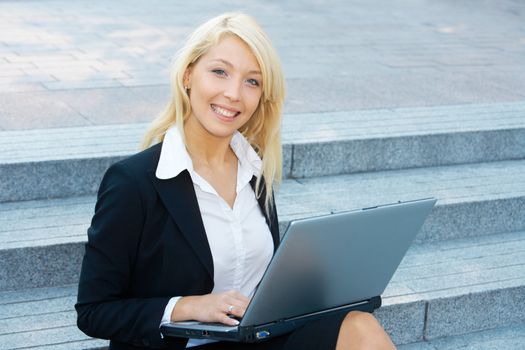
[183,67,192,88]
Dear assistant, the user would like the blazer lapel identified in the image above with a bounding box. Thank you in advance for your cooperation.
[250,176,280,251]
[149,170,214,280]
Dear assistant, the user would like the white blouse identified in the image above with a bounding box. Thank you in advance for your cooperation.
[157,127,274,348]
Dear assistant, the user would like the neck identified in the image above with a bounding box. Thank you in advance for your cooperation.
[183,119,235,168]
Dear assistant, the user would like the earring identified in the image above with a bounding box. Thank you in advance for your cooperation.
[184,85,189,92]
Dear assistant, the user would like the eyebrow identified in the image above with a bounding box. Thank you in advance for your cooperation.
[210,58,262,75]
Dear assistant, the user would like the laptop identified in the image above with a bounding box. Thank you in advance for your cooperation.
[161,197,437,343]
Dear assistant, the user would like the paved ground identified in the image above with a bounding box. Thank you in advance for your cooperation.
[1,1,525,347]
[398,323,525,350]
[0,0,524,130]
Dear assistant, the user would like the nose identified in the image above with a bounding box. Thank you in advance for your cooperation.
[224,79,241,101]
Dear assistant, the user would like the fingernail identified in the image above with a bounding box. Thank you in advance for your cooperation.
[233,320,240,326]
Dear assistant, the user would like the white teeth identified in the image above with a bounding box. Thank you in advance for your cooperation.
[212,104,237,118]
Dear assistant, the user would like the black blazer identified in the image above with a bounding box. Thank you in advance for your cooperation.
[76,143,280,350]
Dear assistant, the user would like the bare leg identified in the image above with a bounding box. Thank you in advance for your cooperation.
[335,311,396,350]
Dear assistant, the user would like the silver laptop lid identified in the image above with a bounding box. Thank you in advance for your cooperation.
[241,198,436,326]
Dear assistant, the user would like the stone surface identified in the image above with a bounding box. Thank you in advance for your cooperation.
[290,128,525,177]
[1,101,524,201]
[52,88,163,125]
[1,1,525,347]
[0,157,125,202]
[429,323,525,350]
[1,230,524,345]
[399,323,525,350]
[417,197,525,243]
[0,325,108,350]
[425,286,525,340]
[0,243,85,290]
[2,223,524,343]
[1,159,523,294]
[375,301,427,345]
[2,230,525,347]
[0,284,109,349]
[0,91,90,130]
[1,0,525,130]
[277,160,525,242]
[2,161,524,253]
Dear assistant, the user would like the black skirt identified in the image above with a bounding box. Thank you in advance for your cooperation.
[190,312,347,350]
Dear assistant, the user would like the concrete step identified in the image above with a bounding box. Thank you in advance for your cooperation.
[1,159,524,291]
[377,230,525,343]
[276,159,525,242]
[1,101,524,202]
[1,230,524,348]
[398,323,525,350]
[0,285,108,350]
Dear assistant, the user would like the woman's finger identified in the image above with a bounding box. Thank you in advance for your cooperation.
[219,312,240,326]
[223,297,248,317]
[227,303,246,318]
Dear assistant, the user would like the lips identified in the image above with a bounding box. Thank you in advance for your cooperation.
[211,104,240,119]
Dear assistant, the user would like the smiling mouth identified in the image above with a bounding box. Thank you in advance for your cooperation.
[211,104,240,119]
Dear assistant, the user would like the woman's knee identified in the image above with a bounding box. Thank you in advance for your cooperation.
[338,311,396,349]
[342,311,380,330]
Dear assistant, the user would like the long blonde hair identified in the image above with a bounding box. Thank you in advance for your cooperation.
[141,13,285,212]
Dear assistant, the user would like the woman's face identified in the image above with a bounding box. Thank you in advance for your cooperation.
[184,34,263,140]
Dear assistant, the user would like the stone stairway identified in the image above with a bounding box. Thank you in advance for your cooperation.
[398,324,525,350]
[1,101,524,348]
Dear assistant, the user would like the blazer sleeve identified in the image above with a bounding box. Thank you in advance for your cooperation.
[75,162,170,348]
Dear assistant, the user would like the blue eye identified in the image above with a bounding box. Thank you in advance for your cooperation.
[212,69,226,76]
[246,78,260,87]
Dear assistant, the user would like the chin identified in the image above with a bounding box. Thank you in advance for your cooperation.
[203,124,239,139]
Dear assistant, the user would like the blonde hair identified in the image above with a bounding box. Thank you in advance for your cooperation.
[141,12,285,212]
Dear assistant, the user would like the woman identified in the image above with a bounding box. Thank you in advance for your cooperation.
[76,12,396,350]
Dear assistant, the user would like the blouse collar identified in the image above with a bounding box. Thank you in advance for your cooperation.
[156,126,263,184]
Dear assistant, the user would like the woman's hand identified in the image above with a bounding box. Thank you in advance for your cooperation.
[171,290,249,326]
